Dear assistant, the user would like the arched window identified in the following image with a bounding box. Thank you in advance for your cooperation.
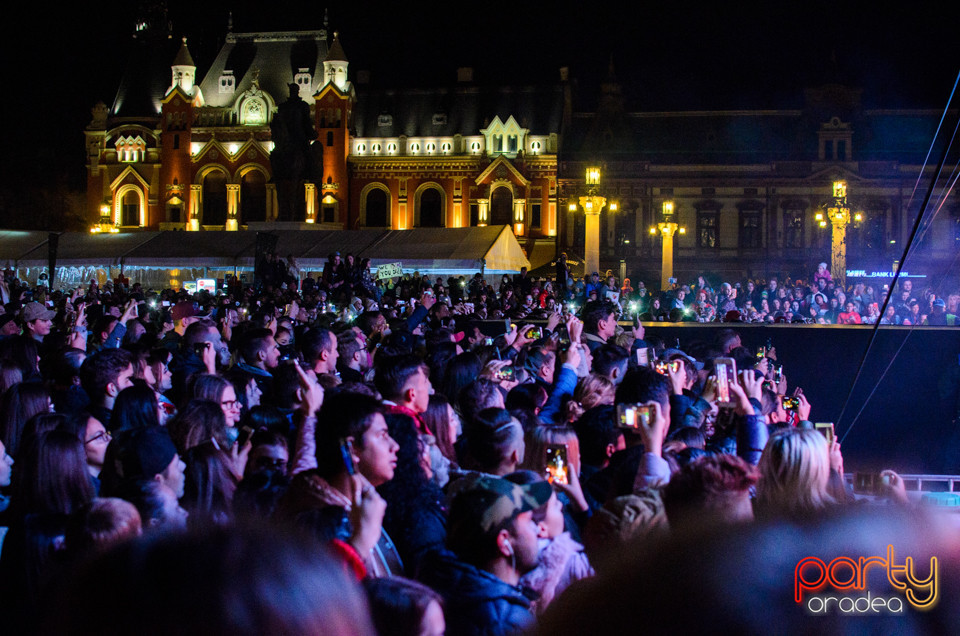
[419,188,443,227]
[202,171,228,226]
[365,188,389,227]
[241,170,267,223]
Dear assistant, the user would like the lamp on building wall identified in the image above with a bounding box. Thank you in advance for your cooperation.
[577,165,608,275]
[650,200,686,290]
[815,180,863,289]
[91,202,119,234]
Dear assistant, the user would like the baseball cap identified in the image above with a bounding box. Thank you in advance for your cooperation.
[933,299,946,308]
[663,348,704,371]
[448,474,552,533]
[20,301,56,322]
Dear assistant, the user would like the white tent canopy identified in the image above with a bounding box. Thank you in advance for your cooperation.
[13,226,531,286]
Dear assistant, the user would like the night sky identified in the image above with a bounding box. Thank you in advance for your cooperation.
[2,0,959,227]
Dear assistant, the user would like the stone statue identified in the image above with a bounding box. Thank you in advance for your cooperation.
[270,83,320,221]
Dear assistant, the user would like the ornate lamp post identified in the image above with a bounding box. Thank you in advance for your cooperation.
[649,200,685,290]
[815,180,863,289]
[578,166,607,276]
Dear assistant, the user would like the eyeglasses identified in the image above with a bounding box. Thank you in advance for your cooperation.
[221,400,240,409]
[85,430,111,445]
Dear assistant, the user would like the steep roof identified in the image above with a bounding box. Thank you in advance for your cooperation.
[353,83,564,138]
[198,30,330,108]
[325,32,347,62]
[111,36,181,120]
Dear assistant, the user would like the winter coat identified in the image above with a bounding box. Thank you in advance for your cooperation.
[418,549,535,636]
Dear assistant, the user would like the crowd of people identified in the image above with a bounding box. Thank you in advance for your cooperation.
[0,253,958,634]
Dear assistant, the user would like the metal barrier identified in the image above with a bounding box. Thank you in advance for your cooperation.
[844,473,960,493]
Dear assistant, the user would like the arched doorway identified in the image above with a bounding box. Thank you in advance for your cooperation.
[121,190,141,226]
[202,171,228,226]
[365,188,389,227]
[490,187,513,226]
[240,170,267,223]
[419,188,443,227]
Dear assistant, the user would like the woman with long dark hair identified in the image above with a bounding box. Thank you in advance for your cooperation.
[0,382,52,459]
[378,412,446,574]
[111,384,161,433]
[15,429,95,518]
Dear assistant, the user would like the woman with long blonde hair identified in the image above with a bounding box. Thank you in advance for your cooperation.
[755,428,835,522]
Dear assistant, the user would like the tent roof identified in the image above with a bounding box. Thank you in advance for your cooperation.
[0,231,49,265]
[19,232,160,267]
[17,227,530,274]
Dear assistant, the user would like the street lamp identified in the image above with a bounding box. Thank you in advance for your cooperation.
[816,180,864,289]
[578,165,607,276]
[650,200,686,290]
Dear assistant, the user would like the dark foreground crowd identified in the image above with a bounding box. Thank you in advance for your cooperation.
[0,260,959,635]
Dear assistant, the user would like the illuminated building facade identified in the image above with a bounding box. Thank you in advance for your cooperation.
[84,16,563,266]
[560,72,956,282]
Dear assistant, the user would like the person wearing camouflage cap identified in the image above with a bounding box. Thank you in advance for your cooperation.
[419,473,551,636]
[20,301,56,342]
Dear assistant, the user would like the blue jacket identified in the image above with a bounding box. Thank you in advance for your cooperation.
[418,549,534,636]
[539,364,578,425]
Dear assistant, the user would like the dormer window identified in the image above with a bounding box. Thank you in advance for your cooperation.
[432,113,447,126]
[378,114,393,127]
[480,115,528,157]
[295,68,312,95]
[530,140,541,155]
[219,71,235,94]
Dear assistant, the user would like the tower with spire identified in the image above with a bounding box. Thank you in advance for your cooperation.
[315,31,353,225]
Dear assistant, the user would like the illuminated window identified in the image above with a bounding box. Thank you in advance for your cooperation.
[493,135,503,152]
[425,142,436,154]
[356,143,366,154]
[441,142,451,154]
[697,210,718,248]
[470,141,481,154]
[387,143,397,154]
[115,135,146,163]
[530,140,541,154]
[371,143,381,154]
[507,135,518,153]
[410,142,420,154]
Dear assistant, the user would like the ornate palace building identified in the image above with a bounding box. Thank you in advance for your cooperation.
[84,13,563,267]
